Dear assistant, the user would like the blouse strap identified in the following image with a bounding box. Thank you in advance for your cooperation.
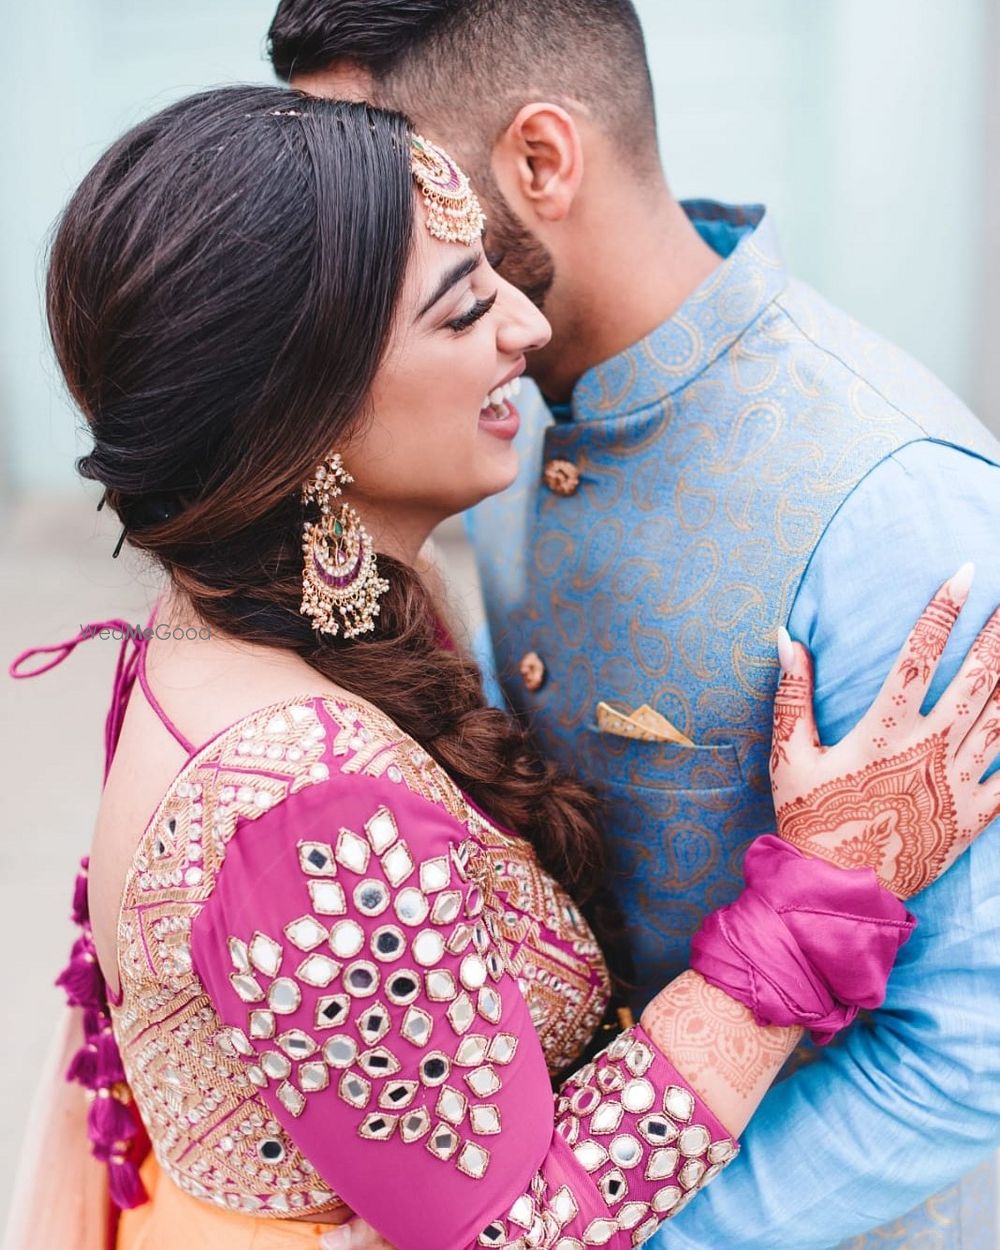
[134,631,198,758]
[8,619,134,680]
[8,606,198,779]
[9,618,142,782]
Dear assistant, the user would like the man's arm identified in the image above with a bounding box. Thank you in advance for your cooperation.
[658,439,1000,1250]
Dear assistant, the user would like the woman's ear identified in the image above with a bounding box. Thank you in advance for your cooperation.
[493,102,584,223]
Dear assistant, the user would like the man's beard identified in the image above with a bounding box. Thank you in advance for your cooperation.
[477,166,555,310]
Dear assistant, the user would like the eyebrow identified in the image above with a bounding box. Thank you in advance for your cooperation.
[416,254,481,319]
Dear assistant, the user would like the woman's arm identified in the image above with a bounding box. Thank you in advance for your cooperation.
[641,974,800,1138]
[318,571,999,1248]
[194,762,739,1250]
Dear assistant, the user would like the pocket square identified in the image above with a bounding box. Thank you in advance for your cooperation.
[595,700,695,747]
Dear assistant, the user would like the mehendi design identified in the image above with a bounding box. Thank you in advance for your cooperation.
[776,731,959,898]
[770,582,1000,912]
[966,615,1000,699]
[770,673,810,772]
[639,973,799,1109]
[896,592,962,688]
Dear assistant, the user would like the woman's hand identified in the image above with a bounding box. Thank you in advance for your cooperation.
[770,564,1000,899]
[319,1219,395,1250]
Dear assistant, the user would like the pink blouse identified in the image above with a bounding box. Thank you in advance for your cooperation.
[13,621,737,1248]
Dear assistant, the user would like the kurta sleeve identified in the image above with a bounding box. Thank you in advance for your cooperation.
[191,762,736,1250]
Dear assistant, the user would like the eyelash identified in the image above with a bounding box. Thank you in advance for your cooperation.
[446,291,498,334]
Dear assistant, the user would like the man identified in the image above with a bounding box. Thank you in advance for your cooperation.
[267,4,1000,1248]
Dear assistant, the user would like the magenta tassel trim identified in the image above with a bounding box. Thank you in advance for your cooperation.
[65,1041,98,1086]
[56,948,105,1008]
[95,1029,127,1083]
[57,857,148,1209]
[88,1090,137,1143]
[72,858,91,925]
[108,1157,148,1209]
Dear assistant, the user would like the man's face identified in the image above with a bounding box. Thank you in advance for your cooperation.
[470,162,556,312]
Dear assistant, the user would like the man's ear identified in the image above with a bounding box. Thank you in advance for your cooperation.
[493,103,584,222]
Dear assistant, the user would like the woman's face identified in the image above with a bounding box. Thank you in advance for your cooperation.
[348,197,551,546]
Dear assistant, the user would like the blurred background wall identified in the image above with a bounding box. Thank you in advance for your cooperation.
[1,0,998,1220]
[1,0,997,504]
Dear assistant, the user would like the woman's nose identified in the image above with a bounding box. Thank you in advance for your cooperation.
[497,280,551,355]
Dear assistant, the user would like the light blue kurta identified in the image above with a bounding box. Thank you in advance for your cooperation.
[466,202,1000,1249]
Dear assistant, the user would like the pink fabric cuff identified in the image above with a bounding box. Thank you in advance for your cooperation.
[690,835,916,1044]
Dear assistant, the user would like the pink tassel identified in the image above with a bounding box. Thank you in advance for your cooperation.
[56,948,104,1009]
[72,864,90,926]
[66,1042,98,1086]
[58,856,149,1210]
[94,1030,127,1084]
[81,1007,103,1041]
[88,1091,137,1144]
[108,1158,148,1209]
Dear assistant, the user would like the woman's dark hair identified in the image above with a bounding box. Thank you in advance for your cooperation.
[46,85,612,927]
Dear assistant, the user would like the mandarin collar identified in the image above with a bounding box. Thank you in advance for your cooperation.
[568,201,787,421]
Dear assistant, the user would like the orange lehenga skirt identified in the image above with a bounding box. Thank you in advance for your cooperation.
[116,1152,342,1250]
[1,1008,341,1250]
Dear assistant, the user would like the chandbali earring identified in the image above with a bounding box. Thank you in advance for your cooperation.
[300,454,389,639]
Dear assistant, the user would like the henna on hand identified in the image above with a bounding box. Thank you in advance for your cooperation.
[776,731,959,897]
[966,612,1000,699]
[771,568,1000,900]
[640,972,801,1136]
[897,590,962,688]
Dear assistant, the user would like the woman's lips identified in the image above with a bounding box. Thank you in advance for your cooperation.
[478,373,522,441]
[478,397,520,441]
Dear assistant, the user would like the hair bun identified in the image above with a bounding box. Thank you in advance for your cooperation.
[118,493,180,530]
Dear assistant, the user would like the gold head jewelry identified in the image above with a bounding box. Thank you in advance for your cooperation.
[300,453,389,639]
[410,133,486,246]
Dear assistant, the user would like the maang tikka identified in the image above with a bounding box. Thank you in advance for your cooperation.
[300,454,389,639]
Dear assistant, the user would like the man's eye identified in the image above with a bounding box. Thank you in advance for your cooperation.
[486,248,507,269]
[446,291,498,333]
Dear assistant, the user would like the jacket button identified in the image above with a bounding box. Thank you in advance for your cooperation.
[543,459,580,496]
[519,651,546,692]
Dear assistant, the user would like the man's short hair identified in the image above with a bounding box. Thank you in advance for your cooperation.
[267,0,659,173]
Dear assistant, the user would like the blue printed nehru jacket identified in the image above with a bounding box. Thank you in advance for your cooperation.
[466,201,1000,1250]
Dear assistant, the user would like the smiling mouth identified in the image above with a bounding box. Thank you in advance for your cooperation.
[480,375,522,418]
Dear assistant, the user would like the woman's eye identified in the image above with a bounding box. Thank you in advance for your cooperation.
[445,291,498,334]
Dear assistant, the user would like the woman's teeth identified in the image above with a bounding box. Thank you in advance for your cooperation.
[482,375,522,411]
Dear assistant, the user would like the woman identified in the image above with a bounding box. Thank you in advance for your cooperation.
[9,86,999,1250]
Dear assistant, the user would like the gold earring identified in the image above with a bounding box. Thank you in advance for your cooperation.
[300,454,389,639]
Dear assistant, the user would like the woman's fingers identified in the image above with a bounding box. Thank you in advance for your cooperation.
[985,771,1000,828]
[320,1220,395,1250]
[939,605,1000,750]
[955,682,1000,779]
[866,564,975,732]
[770,629,820,779]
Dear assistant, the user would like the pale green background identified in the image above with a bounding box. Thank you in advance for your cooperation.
[1,0,998,499]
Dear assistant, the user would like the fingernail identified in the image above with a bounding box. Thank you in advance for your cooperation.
[320,1230,351,1250]
[951,562,976,600]
[777,626,795,672]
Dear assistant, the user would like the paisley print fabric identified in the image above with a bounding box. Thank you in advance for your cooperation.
[466,200,1000,1250]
